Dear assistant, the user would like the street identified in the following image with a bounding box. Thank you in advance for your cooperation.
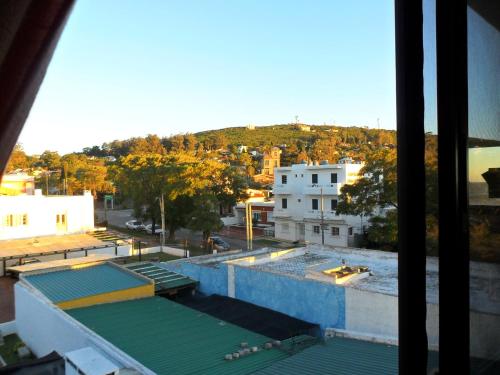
[95,208,262,251]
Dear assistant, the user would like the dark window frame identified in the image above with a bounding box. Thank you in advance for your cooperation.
[312,199,318,210]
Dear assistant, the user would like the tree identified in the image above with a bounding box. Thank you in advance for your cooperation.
[365,210,398,251]
[6,144,29,172]
[187,194,224,247]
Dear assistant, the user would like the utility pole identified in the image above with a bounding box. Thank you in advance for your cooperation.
[159,194,165,252]
[245,202,253,251]
[320,188,325,246]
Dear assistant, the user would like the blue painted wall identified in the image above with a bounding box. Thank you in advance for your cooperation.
[234,266,345,330]
[161,260,345,330]
[160,261,228,296]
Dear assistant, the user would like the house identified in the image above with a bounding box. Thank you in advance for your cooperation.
[236,144,248,153]
[261,147,281,176]
[0,173,35,195]
[272,159,367,247]
[0,190,94,240]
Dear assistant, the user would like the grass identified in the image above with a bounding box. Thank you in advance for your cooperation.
[0,334,30,365]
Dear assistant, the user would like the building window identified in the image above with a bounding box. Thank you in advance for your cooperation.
[331,173,338,183]
[312,199,318,210]
[331,227,340,236]
[253,212,261,222]
[22,214,28,225]
[295,174,297,177]
[61,214,66,224]
[348,227,353,235]
[313,225,320,234]
[56,214,60,224]
[282,198,287,209]
[281,175,287,184]
[312,174,318,184]
[331,199,338,210]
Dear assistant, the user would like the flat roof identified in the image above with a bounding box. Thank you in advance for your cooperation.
[24,263,150,303]
[67,297,306,375]
[0,234,108,258]
[179,245,500,315]
[7,254,116,275]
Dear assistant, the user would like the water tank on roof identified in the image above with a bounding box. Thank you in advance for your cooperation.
[320,160,329,165]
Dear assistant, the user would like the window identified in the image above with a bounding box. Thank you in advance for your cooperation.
[348,227,353,235]
[331,227,340,236]
[281,175,287,184]
[331,199,338,210]
[61,214,66,224]
[252,212,261,222]
[282,198,287,209]
[313,225,320,234]
[22,214,28,225]
[312,174,318,184]
[295,174,297,177]
[56,214,60,224]
[331,173,337,183]
[312,199,318,210]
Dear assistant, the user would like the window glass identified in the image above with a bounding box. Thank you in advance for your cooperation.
[281,175,287,184]
[331,173,338,183]
[331,227,340,236]
[312,199,319,210]
[282,198,287,209]
[312,174,318,184]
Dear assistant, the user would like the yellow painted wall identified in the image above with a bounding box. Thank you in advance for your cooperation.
[57,283,154,310]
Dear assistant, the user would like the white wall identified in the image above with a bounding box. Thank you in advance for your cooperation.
[0,192,94,240]
[15,282,154,374]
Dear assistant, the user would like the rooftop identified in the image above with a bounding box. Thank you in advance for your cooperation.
[23,263,150,304]
[254,336,399,375]
[0,233,108,259]
[179,245,500,315]
[67,297,312,375]
[124,262,197,293]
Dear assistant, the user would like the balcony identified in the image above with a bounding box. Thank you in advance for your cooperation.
[303,210,339,220]
[304,183,340,195]
[273,184,292,195]
[273,208,292,218]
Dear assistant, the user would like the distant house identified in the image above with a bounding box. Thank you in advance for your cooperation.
[273,159,368,247]
[298,124,311,132]
[261,146,281,176]
[0,173,35,195]
[236,145,248,153]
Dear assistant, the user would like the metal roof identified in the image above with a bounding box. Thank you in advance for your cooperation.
[124,262,196,292]
[254,336,398,375]
[24,263,150,303]
[67,297,305,375]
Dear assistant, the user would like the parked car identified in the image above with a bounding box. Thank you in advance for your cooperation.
[145,224,165,235]
[125,220,146,231]
[209,236,230,251]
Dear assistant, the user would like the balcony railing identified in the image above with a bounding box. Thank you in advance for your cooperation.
[304,183,340,195]
[273,184,292,194]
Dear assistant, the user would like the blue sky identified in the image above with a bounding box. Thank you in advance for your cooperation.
[19,0,396,154]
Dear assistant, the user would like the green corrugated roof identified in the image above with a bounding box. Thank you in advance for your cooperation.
[67,297,299,375]
[254,337,399,375]
[24,263,150,303]
[124,262,196,292]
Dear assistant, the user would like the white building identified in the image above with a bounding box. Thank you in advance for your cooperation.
[273,159,366,247]
[0,190,94,240]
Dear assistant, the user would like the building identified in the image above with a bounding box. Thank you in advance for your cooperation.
[0,173,35,195]
[273,159,365,247]
[261,147,281,176]
[0,190,94,240]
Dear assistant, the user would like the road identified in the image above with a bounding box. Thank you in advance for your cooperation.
[95,208,252,251]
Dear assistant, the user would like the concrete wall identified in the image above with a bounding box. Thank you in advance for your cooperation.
[234,266,345,330]
[161,261,229,296]
[14,282,154,374]
[0,192,94,240]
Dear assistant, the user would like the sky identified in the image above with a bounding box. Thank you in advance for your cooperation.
[19,0,396,155]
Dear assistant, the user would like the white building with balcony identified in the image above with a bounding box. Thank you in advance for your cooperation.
[273,159,366,247]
